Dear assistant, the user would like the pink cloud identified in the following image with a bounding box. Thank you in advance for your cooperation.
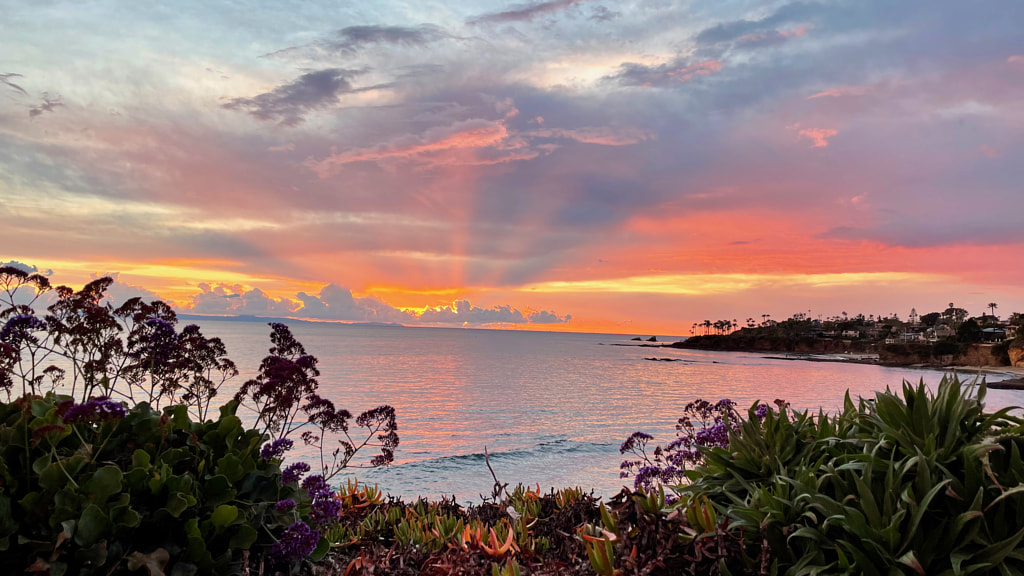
[668,61,722,82]
[807,85,870,99]
[981,145,1001,158]
[1008,55,1024,64]
[529,126,654,146]
[781,25,811,38]
[307,118,513,176]
[789,123,838,147]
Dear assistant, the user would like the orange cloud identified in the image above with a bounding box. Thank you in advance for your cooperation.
[308,119,513,176]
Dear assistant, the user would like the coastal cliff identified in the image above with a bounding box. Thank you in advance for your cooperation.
[674,335,1012,367]
[1010,341,1024,367]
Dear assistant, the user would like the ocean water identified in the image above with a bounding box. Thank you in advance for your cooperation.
[189,321,1023,502]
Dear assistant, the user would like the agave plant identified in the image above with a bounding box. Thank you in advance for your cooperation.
[685,376,1024,575]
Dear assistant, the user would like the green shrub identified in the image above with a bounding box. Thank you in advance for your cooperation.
[0,394,313,575]
[685,376,1024,575]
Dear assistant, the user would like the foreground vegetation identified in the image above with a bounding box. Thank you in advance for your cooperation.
[3,266,1024,574]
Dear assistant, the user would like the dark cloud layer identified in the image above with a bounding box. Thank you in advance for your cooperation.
[268,24,454,60]
[29,93,63,118]
[0,73,28,96]
[470,0,590,25]
[223,68,373,126]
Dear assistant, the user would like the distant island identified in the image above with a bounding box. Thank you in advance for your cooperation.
[660,305,1024,370]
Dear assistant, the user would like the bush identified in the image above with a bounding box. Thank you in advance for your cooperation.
[0,394,296,574]
[0,268,400,574]
[685,376,1024,574]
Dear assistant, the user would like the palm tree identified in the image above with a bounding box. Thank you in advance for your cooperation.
[988,302,998,319]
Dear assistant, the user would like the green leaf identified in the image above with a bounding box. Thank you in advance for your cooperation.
[309,536,330,562]
[83,466,123,504]
[162,492,191,518]
[132,449,152,469]
[215,454,244,483]
[210,504,238,528]
[74,505,111,546]
[110,504,142,528]
[229,524,257,550]
[202,475,236,507]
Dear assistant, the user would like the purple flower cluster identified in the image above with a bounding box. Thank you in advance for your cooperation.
[62,396,127,425]
[0,314,46,343]
[260,438,294,460]
[301,474,330,498]
[274,499,296,512]
[309,494,342,529]
[271,521,320,563]
[281,462,310,485]
[620,397,746,493]
[755,403,769,420]
[695,422,730,447]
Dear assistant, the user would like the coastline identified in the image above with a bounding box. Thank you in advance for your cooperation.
[648,340,1024,385]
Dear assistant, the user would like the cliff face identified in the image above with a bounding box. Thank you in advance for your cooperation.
[955,345,1001,367]
[1010,342,1024,367]
[678,336,1015,367]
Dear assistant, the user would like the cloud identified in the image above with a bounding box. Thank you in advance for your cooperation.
[0,260,51,276]
[789,124,838,147]
[0,73,28,96]
[980,145,1001,158]
[418,300,569,324]
[188,283,299,316]
[470,0,590,25]
[294,283,414,322]
[307,117,525,175]
[733,25,811,48]
[98,273,169,306]
[268,25,453,59]
[694,2,820,46]
[807,85,871,99]
[607,60,722,87]
[529,126,654,146]
[223,68,377,126]
[28,93,63,118]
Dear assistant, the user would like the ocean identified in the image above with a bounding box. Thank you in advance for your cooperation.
[191,320,1023,503]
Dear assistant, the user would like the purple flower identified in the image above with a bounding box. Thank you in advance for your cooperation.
[755,403,769,420]
[274,499,296,512]
[619,431,653,454]
[271,521,320,563]
[62,397,127,424]
[261,438,294,460]
[309,494,342,529]
[281,462,310,485]
[0,314,46,343]
[301,474,330,499]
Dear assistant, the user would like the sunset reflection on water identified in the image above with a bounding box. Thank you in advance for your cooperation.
[193,321,1024,503]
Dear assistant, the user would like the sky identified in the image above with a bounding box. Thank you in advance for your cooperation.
[1,0,1023,335]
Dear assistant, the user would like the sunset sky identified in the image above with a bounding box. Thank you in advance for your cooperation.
[2,0,1023,334]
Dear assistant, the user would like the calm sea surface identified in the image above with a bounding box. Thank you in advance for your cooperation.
[190,320,1024,503]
